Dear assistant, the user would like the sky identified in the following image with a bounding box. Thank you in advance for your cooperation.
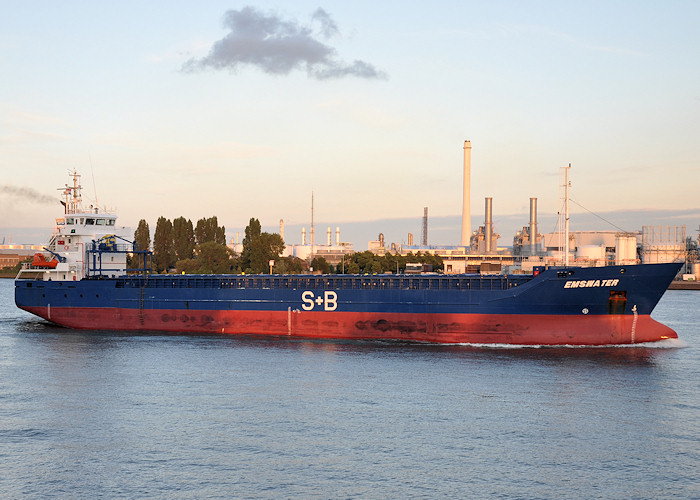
[2,1,699,247]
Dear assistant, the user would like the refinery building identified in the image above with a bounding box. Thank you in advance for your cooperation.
[223,140,697,280]
[367,141,696,278]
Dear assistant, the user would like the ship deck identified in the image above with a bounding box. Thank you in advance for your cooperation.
[113,273,536,291]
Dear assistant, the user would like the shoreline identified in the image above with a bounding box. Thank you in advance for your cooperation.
[669,281,700,290]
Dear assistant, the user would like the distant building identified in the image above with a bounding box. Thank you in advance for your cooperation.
[641,225,686,264]
[470,225,500,254]
[512,225,543,257]
[0,253,24,268]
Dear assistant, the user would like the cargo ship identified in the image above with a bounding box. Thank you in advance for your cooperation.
[15,172,681,345]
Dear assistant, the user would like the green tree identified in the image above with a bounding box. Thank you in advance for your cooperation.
[175,258,200,275]
[195,216,226,245]
[153,217,176,273]
[173,216,195,261]
[239,217,285,273]
[310,256,330,274]
[244,218,262,243]
[335,251,443,275]
[134,219,151,251]
[191,241,237,273]
[130,219,151,270]
[274,256,305,274]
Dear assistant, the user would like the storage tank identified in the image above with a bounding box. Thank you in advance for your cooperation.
[615,234,638,265]
[578,245,605,264]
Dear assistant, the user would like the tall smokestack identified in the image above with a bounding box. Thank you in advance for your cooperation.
[327,227,331,246]
[485,197,493,253]
[310,191,314,253]
[335,227,340,246]
[461,140,472,247]
[302,227,306,245]
[280,219,285,243]
[529,198,538,255]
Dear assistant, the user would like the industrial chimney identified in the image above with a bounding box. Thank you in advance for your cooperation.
[335,227,340,246]
[302,227,306,245]
[461,140,472,247]
[327,227,331,246]
[280,219,285,243]
[484,197,493,253]
[529,198,538,255]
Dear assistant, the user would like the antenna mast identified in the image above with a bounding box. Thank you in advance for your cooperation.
[90,152,99,209]
[564,164,571,267]
[59,170,82,215]
[310,191,315,258]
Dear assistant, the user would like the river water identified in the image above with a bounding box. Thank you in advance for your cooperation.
[0,279,698,498]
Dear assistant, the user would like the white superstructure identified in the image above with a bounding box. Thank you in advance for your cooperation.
[16,171,132,281]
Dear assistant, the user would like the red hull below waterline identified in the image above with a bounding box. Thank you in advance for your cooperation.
[22,306,678,346]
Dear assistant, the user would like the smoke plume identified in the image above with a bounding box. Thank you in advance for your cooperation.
[1,185,56,205]
[182,7,387,80]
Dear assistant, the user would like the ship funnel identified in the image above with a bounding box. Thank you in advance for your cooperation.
[485,197,493,253]
[529,198,538,255]
[461,140,472,247]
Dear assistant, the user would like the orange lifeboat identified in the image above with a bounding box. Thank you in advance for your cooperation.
[32,253,59,269]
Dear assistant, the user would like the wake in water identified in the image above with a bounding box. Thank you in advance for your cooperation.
[452,338,688,349]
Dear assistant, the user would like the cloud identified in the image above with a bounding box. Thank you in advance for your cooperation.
[182,6,387,80]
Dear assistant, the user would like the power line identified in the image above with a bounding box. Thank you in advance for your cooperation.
[569,198,629,233]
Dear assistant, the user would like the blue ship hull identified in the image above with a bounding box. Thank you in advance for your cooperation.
[15,262,681,345]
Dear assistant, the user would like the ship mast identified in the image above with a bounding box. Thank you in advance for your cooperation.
[310,190,315,259]
[564,164,571,267]
[59,170,82,215]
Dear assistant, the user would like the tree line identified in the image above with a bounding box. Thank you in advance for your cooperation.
[129,216,442,274]
[327,251,443,274]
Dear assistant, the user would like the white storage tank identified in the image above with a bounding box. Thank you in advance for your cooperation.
[615,234,638,265]
[577,245,605,264]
